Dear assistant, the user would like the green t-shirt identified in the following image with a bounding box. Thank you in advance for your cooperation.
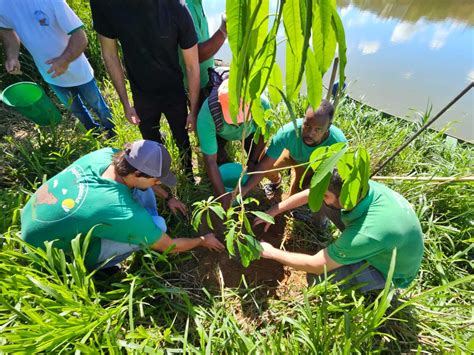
[179,0,214,88]
[21,148,163,267]
[197,97,271,155]
[327,181,424,288]
[266,119,347,163]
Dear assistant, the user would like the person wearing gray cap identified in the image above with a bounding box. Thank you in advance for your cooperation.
[21,140,224,271]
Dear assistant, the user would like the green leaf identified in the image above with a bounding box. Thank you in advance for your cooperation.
[250,97,266,134]
[243,214,255,236]
[305,48,322,111]
[283,0,304,101]
[225,224,237,256]
[268,64,283,106]
[250,211,275,225]
[309,143,347,188]
[210,204,226,220]
[311,0,323,70]
[332,7,347,95]
[322,21,337,73]
[308,172,331,212]
[237,240,252,267]
[244,234,263,254]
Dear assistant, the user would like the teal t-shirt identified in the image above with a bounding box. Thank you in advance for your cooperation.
[197,97,271,155]
[21,148,163,267]
[179,0,214,88]
[266,119,347,163]
[327,181,424,288]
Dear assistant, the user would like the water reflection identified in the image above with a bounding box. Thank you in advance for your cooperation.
[338,0,474,26]
[202,0,473,141]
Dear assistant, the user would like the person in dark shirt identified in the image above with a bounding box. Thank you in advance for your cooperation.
[90,0,200,176]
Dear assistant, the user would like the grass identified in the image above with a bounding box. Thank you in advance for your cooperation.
[0,1,473,351]
[0,79,472,352]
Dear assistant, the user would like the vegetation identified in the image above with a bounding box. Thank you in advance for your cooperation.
[0,84,472,352]
[0,0,472,353]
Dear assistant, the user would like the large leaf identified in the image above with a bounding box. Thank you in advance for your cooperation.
[309,143,347,188]
[322,20,337,73]
[339,147,370,209]
[308,172,331,212]
[250,211,275,225]
[268,63,283,106]
[296,0,313,89]
[305,48,322,111]
[332,6,347,94]
[311,0,323,70]
[283,0,304,101]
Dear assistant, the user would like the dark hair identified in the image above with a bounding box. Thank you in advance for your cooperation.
[112,143,152,178]
[316,99,334,121]
[327,169,343,198]
[308,99,334,122]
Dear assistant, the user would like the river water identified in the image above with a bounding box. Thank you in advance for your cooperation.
[203,0,474,142]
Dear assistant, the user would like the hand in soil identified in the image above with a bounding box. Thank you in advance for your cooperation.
[167,197,187,216]
[254,216,272,232]
[200,233,225,252]
[259,241,275,259]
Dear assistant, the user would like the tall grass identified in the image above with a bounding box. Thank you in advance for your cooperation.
[0,1,472,349]
[0,79,472,352]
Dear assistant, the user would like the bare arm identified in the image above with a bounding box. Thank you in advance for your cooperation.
[260,245,342,275]
[98,34,139,124]
[151,232,224,253]
[0,29,21,74]
[197,13,226,62]
[241,154,277,197]
[198,30,225,62]
[267,189,310,217]
[254,189,310,231]
[182,44,200,131]
[46,28,88,78]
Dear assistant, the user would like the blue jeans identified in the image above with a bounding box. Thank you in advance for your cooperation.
[49,79,115,135]
[93,188,167,270]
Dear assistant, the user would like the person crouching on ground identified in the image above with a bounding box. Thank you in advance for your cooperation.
[21,140,224,271]
[254,170,424,293]
[196,77,271,210]
[240,99,347,199]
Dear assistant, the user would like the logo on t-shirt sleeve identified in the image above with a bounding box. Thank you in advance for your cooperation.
[34,10,50,26]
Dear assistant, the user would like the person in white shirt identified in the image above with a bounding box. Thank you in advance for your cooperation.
[0,0,114,137]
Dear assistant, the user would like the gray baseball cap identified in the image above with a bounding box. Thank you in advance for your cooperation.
[124,140,177,187]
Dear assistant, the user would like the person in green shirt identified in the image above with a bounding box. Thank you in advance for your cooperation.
[21,140,224,271]
[241,99,347,199]
[180,0,227,106]
[254,170,424,292]
[196,79,271,209]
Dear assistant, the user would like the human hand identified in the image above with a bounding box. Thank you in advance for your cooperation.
[254,215,272,232]
[259,241,275,259]
[219,13,227,37]
[186,112,196,132]
[124,105,141,125]
[45,56,69,78]
[5,57,21,75]
[200,233,225,252]
[167,197,187,216]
